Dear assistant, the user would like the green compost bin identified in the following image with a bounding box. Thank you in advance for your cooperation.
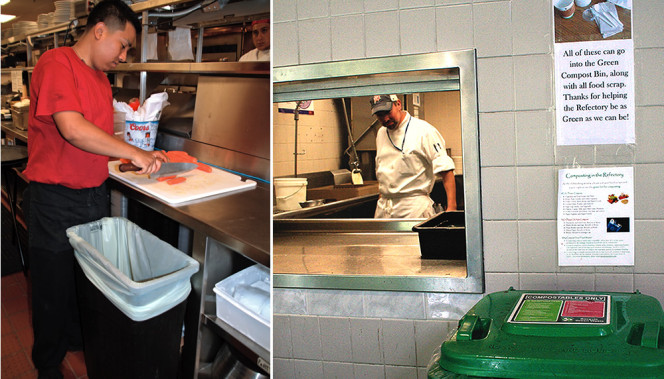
[428,288,664,378]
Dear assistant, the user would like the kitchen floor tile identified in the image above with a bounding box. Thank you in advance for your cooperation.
[1,272,88,379]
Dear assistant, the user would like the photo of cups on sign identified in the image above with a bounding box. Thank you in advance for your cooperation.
[554,0,632,43]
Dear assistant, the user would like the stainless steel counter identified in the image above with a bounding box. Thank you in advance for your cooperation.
[274,230,466,277]
[109,178,270,266]
[274,207,471,293]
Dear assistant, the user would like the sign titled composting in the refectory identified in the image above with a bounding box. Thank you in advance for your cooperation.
[508,293,610,325]
[557,167,634,266]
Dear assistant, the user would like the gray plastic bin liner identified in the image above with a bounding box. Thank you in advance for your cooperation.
[67,217,199,321]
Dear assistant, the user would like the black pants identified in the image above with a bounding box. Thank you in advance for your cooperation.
[24,181,109,372]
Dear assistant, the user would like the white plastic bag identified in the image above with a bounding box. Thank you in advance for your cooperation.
[67,217,199,321]
[168,27,194,61]
[146,32,158,61]
[113,92,170,122]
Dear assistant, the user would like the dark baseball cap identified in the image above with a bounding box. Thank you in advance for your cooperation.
[370,94,399,115]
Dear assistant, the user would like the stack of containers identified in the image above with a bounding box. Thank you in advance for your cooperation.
[53,0,75,24]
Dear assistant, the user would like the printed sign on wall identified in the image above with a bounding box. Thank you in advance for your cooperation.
[553,0,635,146]
[558,167,634,266]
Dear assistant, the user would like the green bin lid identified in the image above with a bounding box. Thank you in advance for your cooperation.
[438,288,664,378]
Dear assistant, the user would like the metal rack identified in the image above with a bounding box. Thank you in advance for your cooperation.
[112,61,268,74]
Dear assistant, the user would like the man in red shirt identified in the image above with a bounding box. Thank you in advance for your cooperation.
[22,1,167,377]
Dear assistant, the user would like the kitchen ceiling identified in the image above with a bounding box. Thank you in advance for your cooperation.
[1,0,58,27]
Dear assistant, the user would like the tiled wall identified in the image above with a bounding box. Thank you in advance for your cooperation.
[274,316,457,378]
[273,99,345,177]
[273,289,482,378]
[273,0,664,377]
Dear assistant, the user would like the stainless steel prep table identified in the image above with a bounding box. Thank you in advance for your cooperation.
[108,175,269,265]
[108,177,270,378]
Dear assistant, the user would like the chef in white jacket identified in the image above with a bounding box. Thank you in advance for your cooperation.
[239,19,269,62]
[371,94,457,218]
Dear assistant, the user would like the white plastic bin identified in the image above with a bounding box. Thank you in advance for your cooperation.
[274,177,307,211]
[213,264,270,350]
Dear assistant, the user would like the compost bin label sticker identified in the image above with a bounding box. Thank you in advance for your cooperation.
[508,293,610,325]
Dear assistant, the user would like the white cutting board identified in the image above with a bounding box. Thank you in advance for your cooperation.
[109,161,256,204]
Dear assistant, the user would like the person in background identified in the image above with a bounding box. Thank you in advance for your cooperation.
[238,19,269,61]
[370,94,457,218]
[21,70,29,100]
[22,1,166,377]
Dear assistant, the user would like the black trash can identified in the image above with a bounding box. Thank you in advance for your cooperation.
[67,217,199,379]
[75,263,187,378]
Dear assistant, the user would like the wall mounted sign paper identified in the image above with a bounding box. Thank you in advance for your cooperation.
[553,0,635,146]
[558,167,634,266]
[11,70,22,93]
[508,293,610,325]
[277,101,314,115]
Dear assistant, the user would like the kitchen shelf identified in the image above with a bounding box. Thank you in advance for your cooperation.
[1,22,73,46]
[111,61,269,75]
[1,68,34,74]
[129,0,194,13]
[202,313,270,370]
[1,0,193,46]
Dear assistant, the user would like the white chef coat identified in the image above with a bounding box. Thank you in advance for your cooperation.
[238,48,270,62]
[374,112,455,218]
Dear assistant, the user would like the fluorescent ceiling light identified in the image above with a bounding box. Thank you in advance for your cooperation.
[0,0,10,6]
[0,14,16,23]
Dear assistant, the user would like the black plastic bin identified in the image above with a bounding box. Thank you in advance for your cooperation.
[66,217,199,379]
[412,211,466,260]
[74,263,186,379]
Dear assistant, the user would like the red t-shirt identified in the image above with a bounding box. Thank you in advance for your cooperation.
[23,47,113,189]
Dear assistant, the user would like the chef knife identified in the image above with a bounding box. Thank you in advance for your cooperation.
[119,162,198,178]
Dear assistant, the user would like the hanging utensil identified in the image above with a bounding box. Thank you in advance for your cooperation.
[340,98,364,185]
